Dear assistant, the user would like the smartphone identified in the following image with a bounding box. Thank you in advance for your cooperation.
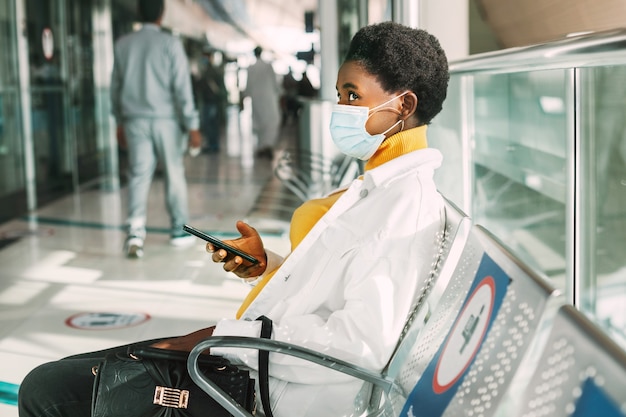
[182,224,259,264]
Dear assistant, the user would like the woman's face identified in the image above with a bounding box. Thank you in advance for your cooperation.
[335,60,404,136]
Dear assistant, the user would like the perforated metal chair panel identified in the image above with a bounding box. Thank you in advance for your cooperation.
[395,225,562,417]
[513,305,626,417]
[393,227,485,407]
[441,226,562,417]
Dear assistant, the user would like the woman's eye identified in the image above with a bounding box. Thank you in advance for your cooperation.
[336,91,359,103]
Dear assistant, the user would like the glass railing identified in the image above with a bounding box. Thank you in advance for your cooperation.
[430,29,626,348]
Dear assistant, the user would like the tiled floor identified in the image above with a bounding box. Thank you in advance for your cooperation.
[0,109,294,416]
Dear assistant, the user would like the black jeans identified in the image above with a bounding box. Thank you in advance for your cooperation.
[18,338,168,417]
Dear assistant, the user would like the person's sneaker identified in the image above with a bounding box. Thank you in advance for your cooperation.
[124,235,144,258]
[169,231,196,247]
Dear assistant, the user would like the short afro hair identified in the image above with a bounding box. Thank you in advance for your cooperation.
[138,0,164,23]
[344,22,449,124]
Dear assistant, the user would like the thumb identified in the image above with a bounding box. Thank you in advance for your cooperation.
[235,220,257,239]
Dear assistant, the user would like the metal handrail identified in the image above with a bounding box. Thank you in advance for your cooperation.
[450,28,626,75]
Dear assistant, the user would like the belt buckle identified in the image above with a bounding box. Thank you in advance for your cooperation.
[153,386,189,409]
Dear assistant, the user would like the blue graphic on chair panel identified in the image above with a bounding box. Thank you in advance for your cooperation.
[401,253,510,417]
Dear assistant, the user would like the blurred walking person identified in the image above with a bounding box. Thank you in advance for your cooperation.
[243,46,281,159]
[197,49,227,153]
[111,0,201,258]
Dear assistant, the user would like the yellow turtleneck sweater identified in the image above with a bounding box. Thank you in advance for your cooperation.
[236,125,428,318]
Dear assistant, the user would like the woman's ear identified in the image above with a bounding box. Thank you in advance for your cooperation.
[401,92,418,118]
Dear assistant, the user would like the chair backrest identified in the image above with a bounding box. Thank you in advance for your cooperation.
[392,224,563,417]
[511,304,626,417]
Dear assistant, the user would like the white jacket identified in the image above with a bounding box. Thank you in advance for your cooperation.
[213,147,444,416]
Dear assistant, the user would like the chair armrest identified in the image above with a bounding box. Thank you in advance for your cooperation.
[187,336,394,417]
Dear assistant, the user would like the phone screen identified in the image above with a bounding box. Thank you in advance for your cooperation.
[182,224,259,264]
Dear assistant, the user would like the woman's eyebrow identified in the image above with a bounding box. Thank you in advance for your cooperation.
[339,82,359,90]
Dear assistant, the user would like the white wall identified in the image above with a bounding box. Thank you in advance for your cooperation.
[419,0,470,61]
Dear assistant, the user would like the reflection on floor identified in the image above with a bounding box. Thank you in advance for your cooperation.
[0,116,295,416]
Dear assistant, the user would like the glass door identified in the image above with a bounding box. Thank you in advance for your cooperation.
[67,0,100,186]
[0,0,27,223]
[26,0,73,205]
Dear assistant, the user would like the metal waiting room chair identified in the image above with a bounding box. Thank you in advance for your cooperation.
[188,217,565,417]
[386,224,563,417]
[187,198,473,417]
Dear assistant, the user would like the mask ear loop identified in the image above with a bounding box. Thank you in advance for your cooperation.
[368,91,411,114]
[381,118,404,137]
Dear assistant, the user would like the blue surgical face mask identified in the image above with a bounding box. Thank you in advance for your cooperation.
[329,92,408,160]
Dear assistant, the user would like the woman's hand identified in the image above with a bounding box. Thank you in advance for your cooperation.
[208,220,267,279]
[150,326,215,353]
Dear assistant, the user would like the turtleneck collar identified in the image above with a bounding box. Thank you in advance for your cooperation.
[364,125,428,171]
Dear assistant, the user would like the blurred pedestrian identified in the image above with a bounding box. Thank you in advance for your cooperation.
[281,66,300,126]
[197,49,227,153]
[243,46,281,159]
[110,0,200,258]
[298,68,317,98]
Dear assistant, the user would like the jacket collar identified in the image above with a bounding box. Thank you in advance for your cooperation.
[365,125,429,171]
[361,127,441,190]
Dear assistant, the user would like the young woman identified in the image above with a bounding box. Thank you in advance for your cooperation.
[19,22,449,417]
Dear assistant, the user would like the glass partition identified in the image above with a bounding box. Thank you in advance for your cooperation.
[67,0,99,185]
[472,70,569,292]
[581,66,626,343]
[432,31,626,348]
[26,0,74,202]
